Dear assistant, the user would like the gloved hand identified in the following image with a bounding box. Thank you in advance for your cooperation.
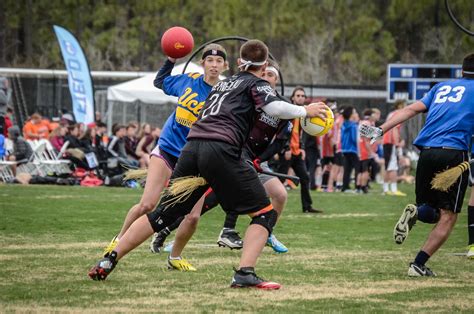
[359,124,383,144]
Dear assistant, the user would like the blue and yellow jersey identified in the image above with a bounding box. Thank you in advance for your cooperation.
[158,72,212,157]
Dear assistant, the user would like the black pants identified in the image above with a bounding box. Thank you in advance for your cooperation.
[342,152,359,191]
[277,152,312,210]
[305,148,320,189]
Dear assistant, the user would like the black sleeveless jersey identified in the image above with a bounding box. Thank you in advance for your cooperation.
[188,71,281,149]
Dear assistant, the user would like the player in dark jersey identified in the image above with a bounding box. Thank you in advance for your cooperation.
[361,53,474,276]
[100,44,229,258]
[88,40,327,289]
[150,60,292,269]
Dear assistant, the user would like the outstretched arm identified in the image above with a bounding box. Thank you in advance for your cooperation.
[380,101,427,133]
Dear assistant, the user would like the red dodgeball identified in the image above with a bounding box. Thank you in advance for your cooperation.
[161,26,194,59]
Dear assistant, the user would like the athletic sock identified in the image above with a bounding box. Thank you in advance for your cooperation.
[414,250,430,266]
[390,182,398,193]
[383,182,389,192]
[224,212,238,229]
[159,227,171,237]
[169,255,182,260]
[468,205,474,245]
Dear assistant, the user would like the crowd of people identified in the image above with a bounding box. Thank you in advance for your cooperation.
[0,109,162,185]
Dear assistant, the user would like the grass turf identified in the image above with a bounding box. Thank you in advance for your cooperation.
[0,184,473,312]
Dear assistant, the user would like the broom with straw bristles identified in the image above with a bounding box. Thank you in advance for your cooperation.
[161,176,208,207]
[123,168,149,181]
[431,161,470,192]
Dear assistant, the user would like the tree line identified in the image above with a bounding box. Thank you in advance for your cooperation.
[0,0,473,85]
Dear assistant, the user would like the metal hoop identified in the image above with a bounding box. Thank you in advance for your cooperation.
[445,0,474,36]
[182,36,285,95]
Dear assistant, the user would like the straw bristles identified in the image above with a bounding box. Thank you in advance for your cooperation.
[431,161,470,192]
[162,176,208,207]
[123,169,148,181]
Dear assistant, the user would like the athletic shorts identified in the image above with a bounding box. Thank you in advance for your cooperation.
[322,157,334,167]
[333,152,344,166]
[159,140,270,216]
[416,148,469,213]
[358,159,370,173]
[150,145,178,170]
[383,144,398,171]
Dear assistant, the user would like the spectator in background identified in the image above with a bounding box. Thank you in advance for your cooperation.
[23,113,52,140]
[80,126,98,154]
[108,124,139,168]
[357,109,375,194]
[327,106,345,192]
[276,87,322,213]
[7,126,33,175]
[61,109,75,125]
[7,107,16,126]
[341,106,359,192]
[303,127,321,191]
[382,99,407,196]
[49,125,67,152]
[64,124,87,166]
[124,123,139,162]
[94,122,109,162]
[135,123,154,167]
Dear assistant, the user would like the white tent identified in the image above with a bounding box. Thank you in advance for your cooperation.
[106,61,223,105]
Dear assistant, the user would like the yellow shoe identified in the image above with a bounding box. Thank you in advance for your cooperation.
[168,256,196,271]
[383,191,393,196]
[392,190,407,196]
[467,245,474,259]
[103,236,119,257]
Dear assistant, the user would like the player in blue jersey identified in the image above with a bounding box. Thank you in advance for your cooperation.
[467,137,474,259]
[361,53,474,276]
[101,44,228,257]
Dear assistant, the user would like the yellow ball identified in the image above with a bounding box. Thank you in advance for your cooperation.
[300,105,334,136]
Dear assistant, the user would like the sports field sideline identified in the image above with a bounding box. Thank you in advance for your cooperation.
[1,184,473,312]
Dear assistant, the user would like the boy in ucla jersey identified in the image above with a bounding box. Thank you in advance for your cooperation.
[100,44,228,258]
[89,40,328,289]
[361,53,474,277]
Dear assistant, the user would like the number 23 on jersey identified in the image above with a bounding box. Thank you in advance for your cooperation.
[434,85,466,104]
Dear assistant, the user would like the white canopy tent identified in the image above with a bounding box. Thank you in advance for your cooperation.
[105,61,223,131]
[106,61,211,105]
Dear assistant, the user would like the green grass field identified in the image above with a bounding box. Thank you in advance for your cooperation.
[1,184,473,312]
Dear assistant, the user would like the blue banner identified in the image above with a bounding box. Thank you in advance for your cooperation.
[53,25,94,124]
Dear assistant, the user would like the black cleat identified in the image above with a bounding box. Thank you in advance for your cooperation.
[407,262,437,277]
[303,207,323,213]
[88,251,118,281]
[230,268,281,289]
[217,229,243,250]
[394,204,418,244]
[150,232,167,253]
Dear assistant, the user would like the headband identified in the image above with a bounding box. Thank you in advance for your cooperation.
[266,66,279,77]
[202,49,227,61]
[238,58,267,71]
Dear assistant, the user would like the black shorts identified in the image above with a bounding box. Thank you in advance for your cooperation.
[416,148,469,213]
[150,146,179,170]
[322,157,334,167]
[149,140,270,223]
[334,152,344,166]
[358,159,370,173]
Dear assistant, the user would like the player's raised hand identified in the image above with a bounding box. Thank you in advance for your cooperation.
[360,123,383,144]
[304,102,327,120]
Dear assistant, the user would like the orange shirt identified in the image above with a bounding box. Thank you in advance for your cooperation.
[383,111,401,145]
[359,119,372,160]
[23,119,51,140]
[290,118,301,155]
